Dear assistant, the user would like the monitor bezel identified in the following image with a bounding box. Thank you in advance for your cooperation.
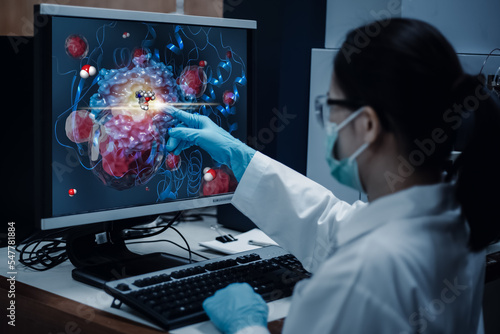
[34,4,256,230]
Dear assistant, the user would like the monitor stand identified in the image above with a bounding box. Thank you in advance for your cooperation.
[66,221,191,288]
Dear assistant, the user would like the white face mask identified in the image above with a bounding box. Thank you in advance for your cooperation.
[325,108,369,193]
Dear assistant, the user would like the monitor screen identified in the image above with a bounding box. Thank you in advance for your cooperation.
[35,4,256,230]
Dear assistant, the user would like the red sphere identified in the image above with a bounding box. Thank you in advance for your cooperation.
[198,60,207,67]
[226,51,232,59]
[133,48,148,58]
[65,34,88,59]
[132,48,149,66]
[223,90,236,106]
[65,110,94,143]
[166,153,181,170]
[179,65,207,98]
[68,188,76,196]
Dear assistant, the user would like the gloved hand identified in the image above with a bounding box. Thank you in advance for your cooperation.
[165,108,256,181]
[203,283,269,334]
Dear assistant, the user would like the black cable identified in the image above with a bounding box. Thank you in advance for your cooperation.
[124,211,183,240]
[170,226,192,263]
[126,239,210,261]
[124,210,215,263]
[17,238,69,271]
[16,209,201,271]
[17,227,72,248]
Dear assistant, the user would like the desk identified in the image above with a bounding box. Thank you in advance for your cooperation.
[0,211,289,333]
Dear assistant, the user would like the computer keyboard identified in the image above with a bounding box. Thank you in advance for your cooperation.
[104,246,311,330]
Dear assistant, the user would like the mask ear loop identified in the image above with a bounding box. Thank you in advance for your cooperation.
[347,142,369,163]
[335,107,365,132]
[335,107,369,163]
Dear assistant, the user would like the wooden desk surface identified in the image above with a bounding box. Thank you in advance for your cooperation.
[0,279,284,334]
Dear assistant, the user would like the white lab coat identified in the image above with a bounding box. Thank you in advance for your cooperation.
[231,152,485,334]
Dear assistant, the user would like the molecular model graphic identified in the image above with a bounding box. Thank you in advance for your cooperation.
[59,22,245,201]
[135,90,156,110]
[80,64,97,79]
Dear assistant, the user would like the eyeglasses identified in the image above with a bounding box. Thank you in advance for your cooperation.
[314,95,366,128]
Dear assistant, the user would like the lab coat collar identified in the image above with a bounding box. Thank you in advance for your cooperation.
[336,182,459,248]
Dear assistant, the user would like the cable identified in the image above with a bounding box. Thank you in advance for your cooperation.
[127,238,210,261]
[479,48,500,76]
[124,211,183,240]
[15,228,73,271]
[124,210,218,263]
[17,227,72,247]
[17,238,69,271]
[493,66,500,96]
[170,226,192,263]
[16,209,205,271]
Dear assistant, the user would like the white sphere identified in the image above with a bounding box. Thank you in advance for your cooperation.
[88,66,97,76]
[204,172,214,182]
[80,70,89,79]
[203,167,211,174]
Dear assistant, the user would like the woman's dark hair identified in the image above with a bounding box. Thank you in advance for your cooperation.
[334,18,500,251]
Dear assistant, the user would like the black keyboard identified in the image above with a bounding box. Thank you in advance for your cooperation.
[104,246,311,330]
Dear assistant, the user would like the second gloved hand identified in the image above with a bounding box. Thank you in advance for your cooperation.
[165,108,256,181]
[203,283,269,334]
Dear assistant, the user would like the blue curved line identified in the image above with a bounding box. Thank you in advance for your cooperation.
[142,23,158,49]
[166,25,184,55]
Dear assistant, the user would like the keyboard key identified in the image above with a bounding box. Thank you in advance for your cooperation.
[106,248,310,331]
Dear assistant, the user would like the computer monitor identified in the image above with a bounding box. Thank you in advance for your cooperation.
[33,4,256,286]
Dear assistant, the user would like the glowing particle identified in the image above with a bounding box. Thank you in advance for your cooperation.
[223,90,236,106]
[226,51,232,59]
[203,167,217,182]
[80,65,97,79]
[68,188,77,197]
[199,60,207,67]
[122,32,130,39]
[65,34,89,59]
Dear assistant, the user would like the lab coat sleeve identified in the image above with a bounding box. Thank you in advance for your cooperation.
[231,151,366,272]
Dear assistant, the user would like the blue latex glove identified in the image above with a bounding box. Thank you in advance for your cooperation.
[165,108,256,181]
[203,283,269,334]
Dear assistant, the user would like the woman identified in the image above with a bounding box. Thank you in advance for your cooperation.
[166,18,500,333]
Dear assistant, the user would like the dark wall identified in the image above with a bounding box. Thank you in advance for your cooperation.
[1,36,35,246]
[218,1,326,230]
[224,0,327,173]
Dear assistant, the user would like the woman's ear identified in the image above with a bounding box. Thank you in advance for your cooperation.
[357,106,382,144]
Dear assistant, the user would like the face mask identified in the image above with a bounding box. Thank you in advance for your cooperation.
[325,108,369,193]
